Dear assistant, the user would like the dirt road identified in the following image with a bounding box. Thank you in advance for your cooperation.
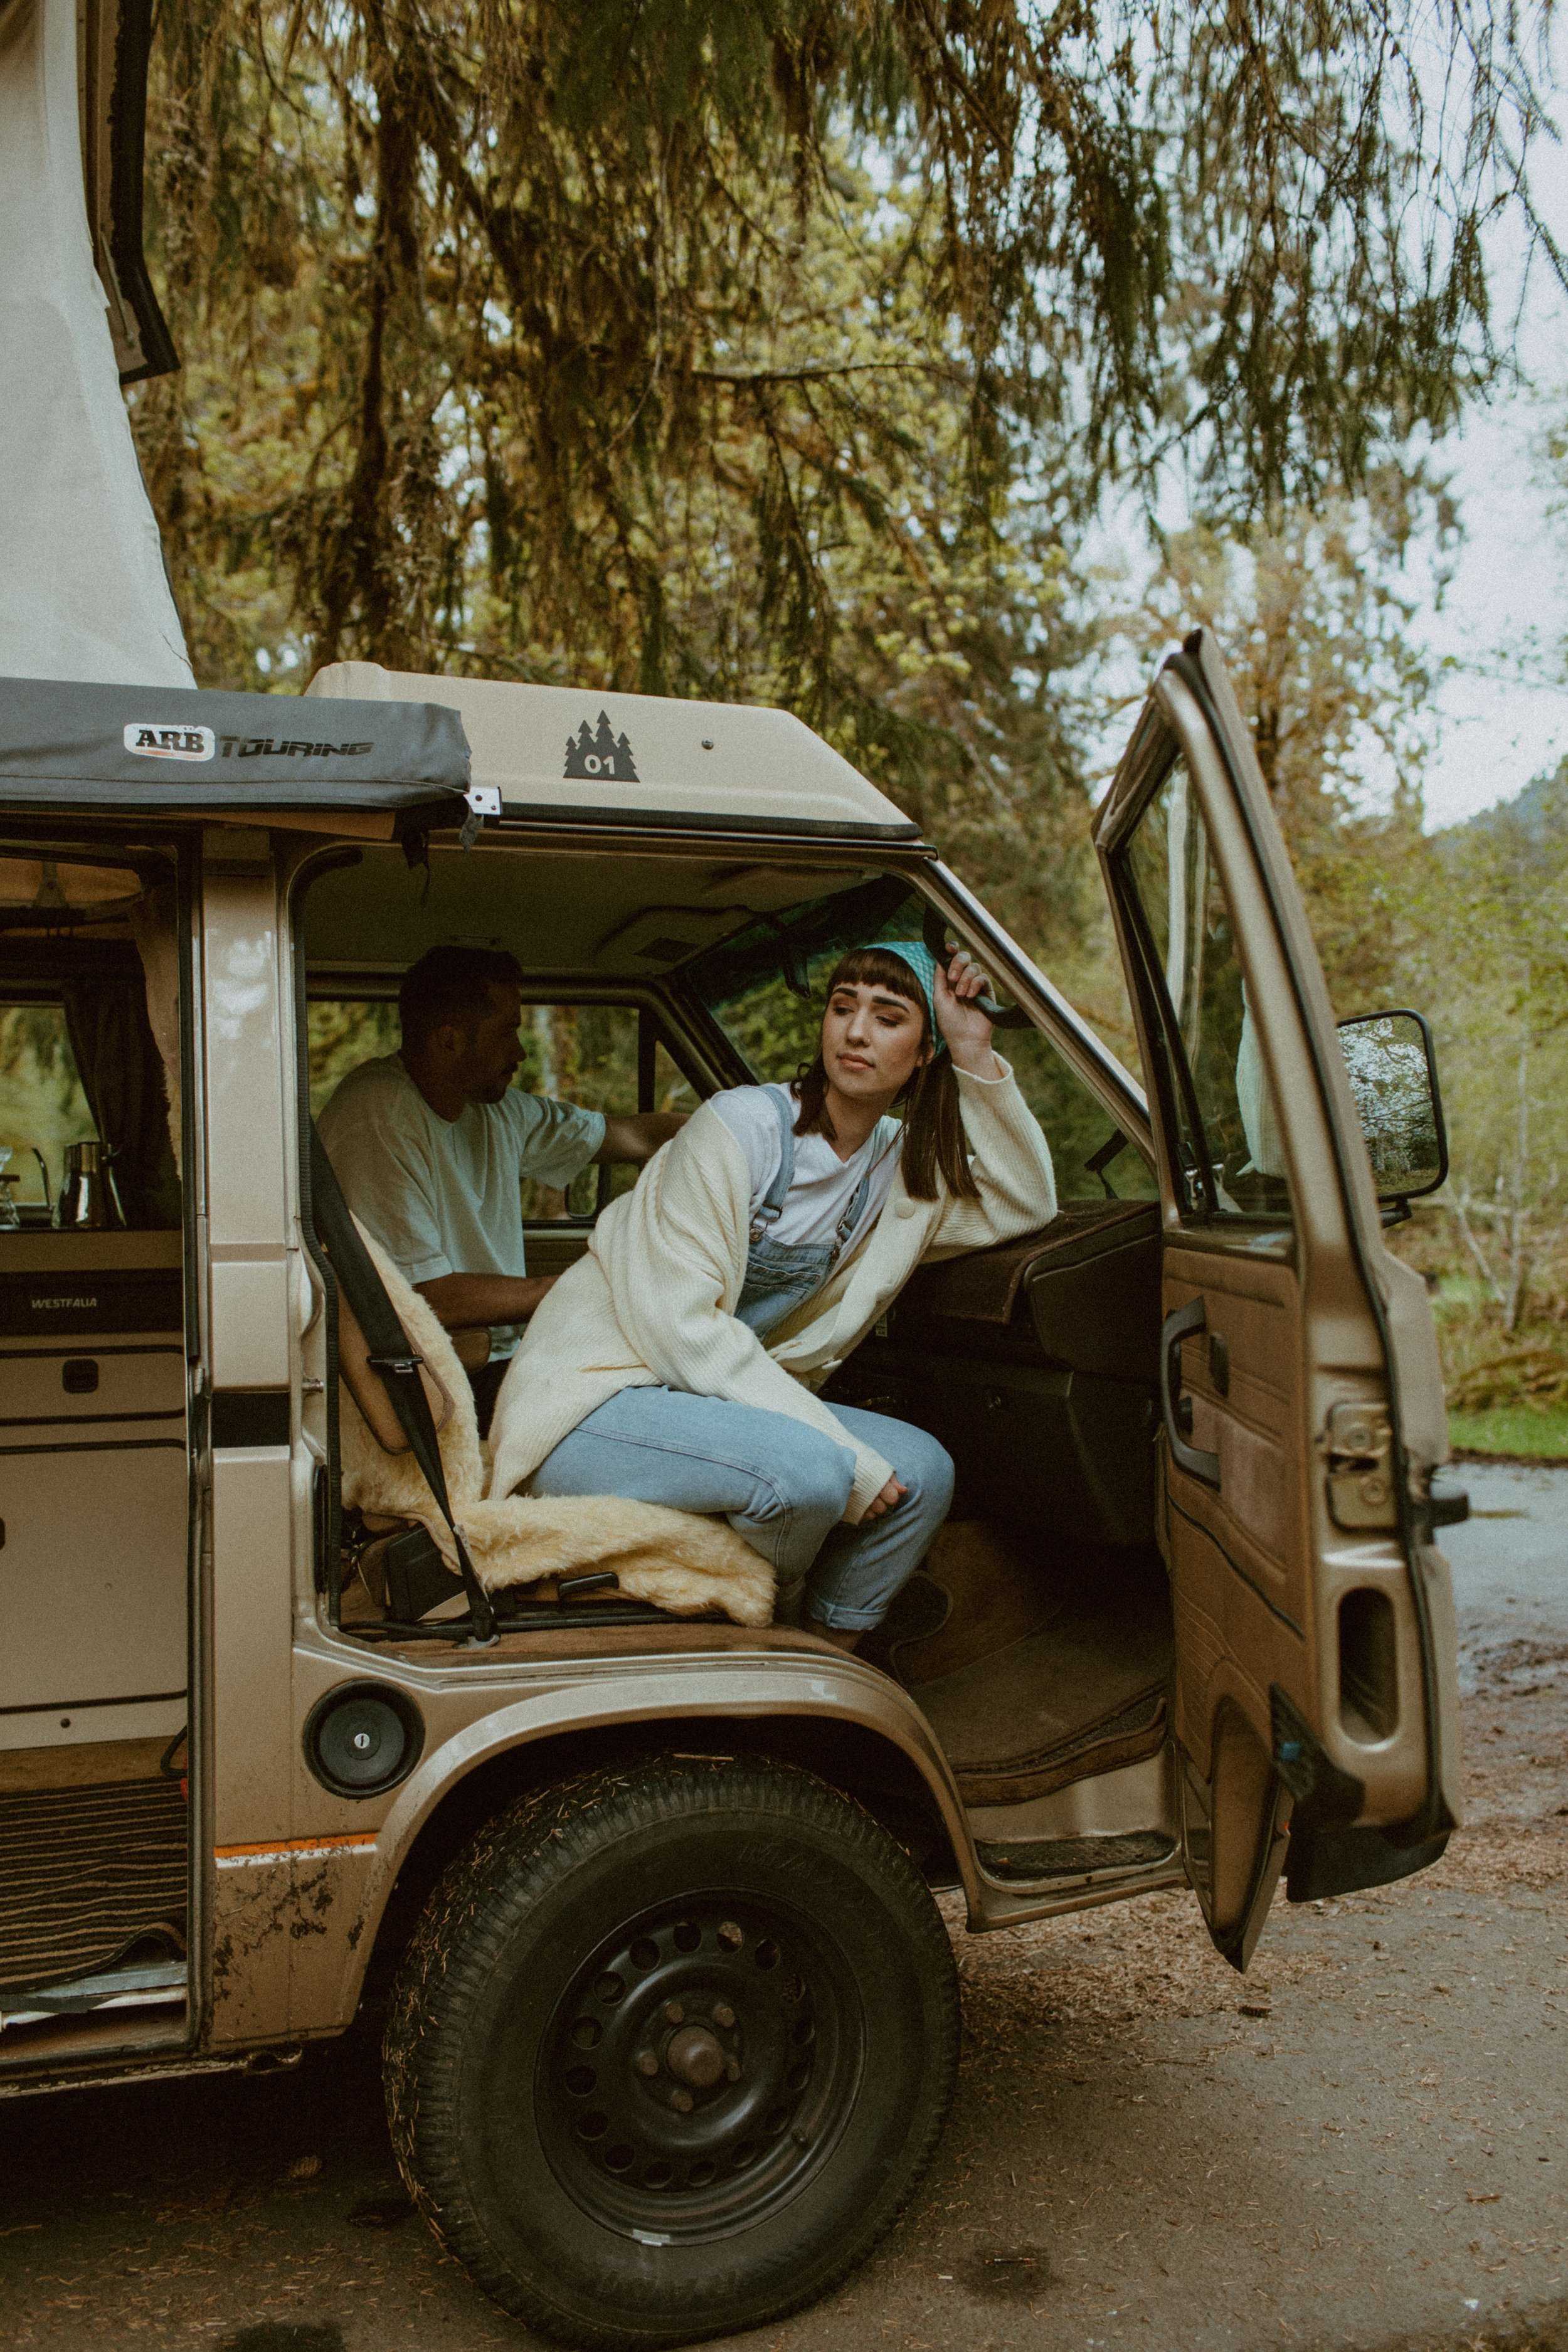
[3,1466,1564,2352]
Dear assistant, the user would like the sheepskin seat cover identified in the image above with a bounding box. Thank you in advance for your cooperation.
[338,1232,775,1626]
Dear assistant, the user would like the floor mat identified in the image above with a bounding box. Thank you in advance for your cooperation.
[879,1521,1174,1806]
[0,1776,187,1995]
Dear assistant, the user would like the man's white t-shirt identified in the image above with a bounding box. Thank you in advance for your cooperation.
[709,1083,902,1251]
[318,1054,605,1357]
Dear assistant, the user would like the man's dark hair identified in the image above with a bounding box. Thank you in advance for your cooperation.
[398,945,522,1049]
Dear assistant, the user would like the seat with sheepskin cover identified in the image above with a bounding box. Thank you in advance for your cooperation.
[338,1232,775,1625]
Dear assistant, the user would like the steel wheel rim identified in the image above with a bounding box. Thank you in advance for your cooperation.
[535,1888,864,2241]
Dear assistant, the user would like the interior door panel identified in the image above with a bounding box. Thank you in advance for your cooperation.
[829,1200,1162,1552]
[1168,1247,1302,1616]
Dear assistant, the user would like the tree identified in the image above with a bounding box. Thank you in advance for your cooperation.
[1415,773,1568,1337]
[134,0,1550,714]
[1098,489,1445,1011]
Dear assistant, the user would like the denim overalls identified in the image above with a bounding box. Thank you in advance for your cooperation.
[531,1085,955,1630]
[734,1089,881,1335]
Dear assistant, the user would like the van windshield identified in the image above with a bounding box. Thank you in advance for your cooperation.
[294,840,1152,1209]
[684,879,1156,1205]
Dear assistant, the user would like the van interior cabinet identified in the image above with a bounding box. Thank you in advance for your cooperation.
[0,1233,186,1750]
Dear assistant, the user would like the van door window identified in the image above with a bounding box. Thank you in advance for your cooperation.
[1116,754,1293,1224]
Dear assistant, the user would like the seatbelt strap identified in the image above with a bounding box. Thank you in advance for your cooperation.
[309,1125,496,1644]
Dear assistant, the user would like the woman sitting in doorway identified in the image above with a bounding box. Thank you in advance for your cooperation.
[487,940,1058,1648]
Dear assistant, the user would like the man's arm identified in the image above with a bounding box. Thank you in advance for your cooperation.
[592,1111,687,1165]
[415,1271,559,1330]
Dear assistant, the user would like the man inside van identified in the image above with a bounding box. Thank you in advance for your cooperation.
[318,945,683,1432]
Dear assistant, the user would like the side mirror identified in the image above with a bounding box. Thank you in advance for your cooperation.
[1337,1010,1448,1207]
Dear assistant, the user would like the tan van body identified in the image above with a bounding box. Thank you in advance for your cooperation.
[0,634,1461,2344]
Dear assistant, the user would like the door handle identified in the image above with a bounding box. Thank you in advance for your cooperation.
[1160,1296,1221,1486]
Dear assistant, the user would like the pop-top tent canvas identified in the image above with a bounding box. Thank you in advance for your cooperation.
[0,675,472,818]
[0,0,193,691]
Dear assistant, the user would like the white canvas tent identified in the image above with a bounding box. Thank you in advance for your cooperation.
[0,0,191,687]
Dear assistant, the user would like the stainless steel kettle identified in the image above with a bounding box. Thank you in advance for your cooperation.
[56,1140,125,1231]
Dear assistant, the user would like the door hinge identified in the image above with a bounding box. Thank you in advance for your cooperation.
[1322,1400,1396,1530]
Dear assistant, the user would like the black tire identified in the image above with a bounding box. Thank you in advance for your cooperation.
[384,1753,959,2350]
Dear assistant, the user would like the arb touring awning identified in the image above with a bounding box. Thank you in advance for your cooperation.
[0,676,472,817]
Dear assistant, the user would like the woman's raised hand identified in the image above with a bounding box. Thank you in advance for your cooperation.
[933,945,1003,1076]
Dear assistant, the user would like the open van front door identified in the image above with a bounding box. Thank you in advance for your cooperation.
[1093,631,1462,1969]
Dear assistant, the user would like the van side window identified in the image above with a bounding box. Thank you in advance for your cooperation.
[0,857,183,1232]
[0,1004,95,1218]
[516,1004,695,1222]
[307,999,401,1118]
[305,996,696,1225]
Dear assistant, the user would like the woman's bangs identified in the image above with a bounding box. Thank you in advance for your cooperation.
[826,948,927,1024]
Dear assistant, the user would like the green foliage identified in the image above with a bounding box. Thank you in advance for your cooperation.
[130,0,1549,971]
[126,0,1562,1446]
[1104,495,1443,1013]
[1448,1406,1568,1461]
[307,999,401,1117]
[0,1008,95,1201]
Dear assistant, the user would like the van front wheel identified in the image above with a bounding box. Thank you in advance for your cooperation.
[384,1753,959,2351]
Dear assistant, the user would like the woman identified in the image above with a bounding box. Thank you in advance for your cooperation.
[487,940,1057,1648]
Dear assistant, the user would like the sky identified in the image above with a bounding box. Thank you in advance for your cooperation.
[1311,26,1568,834]
[1094,28,1568,836]
[1414,159,1568,830]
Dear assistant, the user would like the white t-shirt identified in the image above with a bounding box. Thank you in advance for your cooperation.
[317,1054,605,1355]
[709,1083,902,1253]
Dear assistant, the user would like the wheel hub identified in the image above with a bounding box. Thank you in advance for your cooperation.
[664,2022,729,2089]
[537,1893,856,2238]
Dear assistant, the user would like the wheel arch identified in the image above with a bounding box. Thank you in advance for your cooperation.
[351,1705,968,2016]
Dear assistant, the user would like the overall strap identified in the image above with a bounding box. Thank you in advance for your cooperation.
[750,1086,798,1237]
[829,1157,876,1266]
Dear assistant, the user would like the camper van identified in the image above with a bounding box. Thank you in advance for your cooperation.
[0,632,1463,2349]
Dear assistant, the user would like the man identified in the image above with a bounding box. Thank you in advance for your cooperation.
[318,945,682,1431]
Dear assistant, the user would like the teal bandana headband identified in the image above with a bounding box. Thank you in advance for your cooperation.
[874,939,941,1042]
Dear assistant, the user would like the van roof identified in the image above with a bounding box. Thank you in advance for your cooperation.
[307,664,919,842]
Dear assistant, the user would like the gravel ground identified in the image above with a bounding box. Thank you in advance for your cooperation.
[2,1465,1564,2352]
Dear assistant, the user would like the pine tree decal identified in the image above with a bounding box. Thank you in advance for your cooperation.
[564,710,639,781]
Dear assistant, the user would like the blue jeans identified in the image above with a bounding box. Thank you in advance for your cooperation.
[530,1385,955,1631]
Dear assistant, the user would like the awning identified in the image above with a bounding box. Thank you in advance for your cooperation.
[0,677,471,815]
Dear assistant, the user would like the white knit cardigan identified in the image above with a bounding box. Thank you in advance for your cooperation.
[487,1059,1057,1518]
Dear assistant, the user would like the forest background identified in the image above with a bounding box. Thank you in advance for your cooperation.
[28,0,1568,1451]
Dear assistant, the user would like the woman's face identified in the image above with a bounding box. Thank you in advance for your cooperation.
[821,979,930,1104]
